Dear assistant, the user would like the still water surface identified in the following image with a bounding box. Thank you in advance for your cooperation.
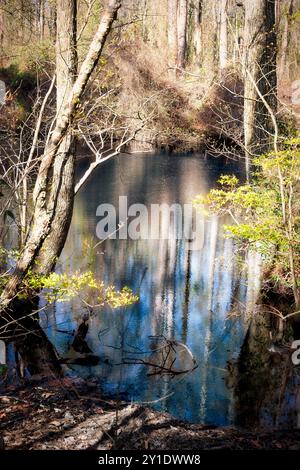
[42,153,262,426]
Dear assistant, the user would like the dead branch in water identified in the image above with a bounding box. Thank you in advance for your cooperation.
[119,335,198,377]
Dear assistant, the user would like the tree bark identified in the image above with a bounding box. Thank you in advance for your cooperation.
[200,0,219,81]
[177,0,187,68]
[188,0,202,67]
[36,0,45,40]
[0,6,5,67]
[243,0,277,175]
[0,1,78,376]
[279,0,294,81]
[0,0,122,314]
[219,0,228,70]
[168,0,178,70]
[34,0,77,274]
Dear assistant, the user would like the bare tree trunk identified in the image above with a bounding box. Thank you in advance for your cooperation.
[48,0,57,39]
[243,0,277,176]
[34,0,77,274]
[37,0,45,40]
[200,0,219,81]
[11,297,62,376]
[219,0,228,70]
[191,0,202,65]
[0,7,4,67]
[279,0,293,81]
[168,0,178,70]
[0,1,78,375]
[177,0,187,68]
[0,0,122,314]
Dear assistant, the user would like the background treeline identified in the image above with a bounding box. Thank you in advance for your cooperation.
[0,1,299,156]
[1,1,300,79]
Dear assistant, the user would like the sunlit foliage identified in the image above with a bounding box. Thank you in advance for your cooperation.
[194,137,300,303]
[0,256,138,309]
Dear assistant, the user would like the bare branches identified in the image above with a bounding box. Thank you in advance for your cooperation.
[21,75,56,240]
[75,110,154,194]
[120,336,198,378]
[77,0,98,43]
[0,0,123,314]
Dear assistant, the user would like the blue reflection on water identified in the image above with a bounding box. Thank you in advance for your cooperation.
[41,153,261,425]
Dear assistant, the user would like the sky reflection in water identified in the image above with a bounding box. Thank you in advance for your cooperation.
[42,153,261,426]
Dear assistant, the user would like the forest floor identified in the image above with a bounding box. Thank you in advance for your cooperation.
[1,377,300,450]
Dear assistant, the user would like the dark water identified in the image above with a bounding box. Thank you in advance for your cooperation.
[42,153,263,426]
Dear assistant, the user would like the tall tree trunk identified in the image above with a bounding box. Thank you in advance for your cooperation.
[279,0,293,82]
[219,0,228,70]
[36,0,45,40]
[177,0,187,68]
[1,1,79,376]
[191,0,202,66]
[0,7,4,67]
[168,0,178,71]
[0,0,122,314]
[8,297,62,376]
[243,0,277,176]
[48,0,57,40]
[34,0,77,274]
[200,0,219,81]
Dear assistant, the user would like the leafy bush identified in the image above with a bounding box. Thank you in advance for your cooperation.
[194,136,300,305]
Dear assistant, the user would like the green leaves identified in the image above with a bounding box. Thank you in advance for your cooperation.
[24,270,139,308]
[0,245,138,310]
[218,174,239,189]
[193,137,300,294]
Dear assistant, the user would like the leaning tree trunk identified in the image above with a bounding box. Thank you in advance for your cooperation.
[0,0,122,314]
[243,0,277,176]
[34,0,77,275]
[0,0,77,376]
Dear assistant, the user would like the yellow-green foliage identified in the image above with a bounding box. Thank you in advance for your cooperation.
[24,270,138,308]
[194,137,300,290]
[0,255,138,309]
[194,176,282,250]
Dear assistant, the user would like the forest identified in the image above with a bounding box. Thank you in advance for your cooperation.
[0,0,300,459]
